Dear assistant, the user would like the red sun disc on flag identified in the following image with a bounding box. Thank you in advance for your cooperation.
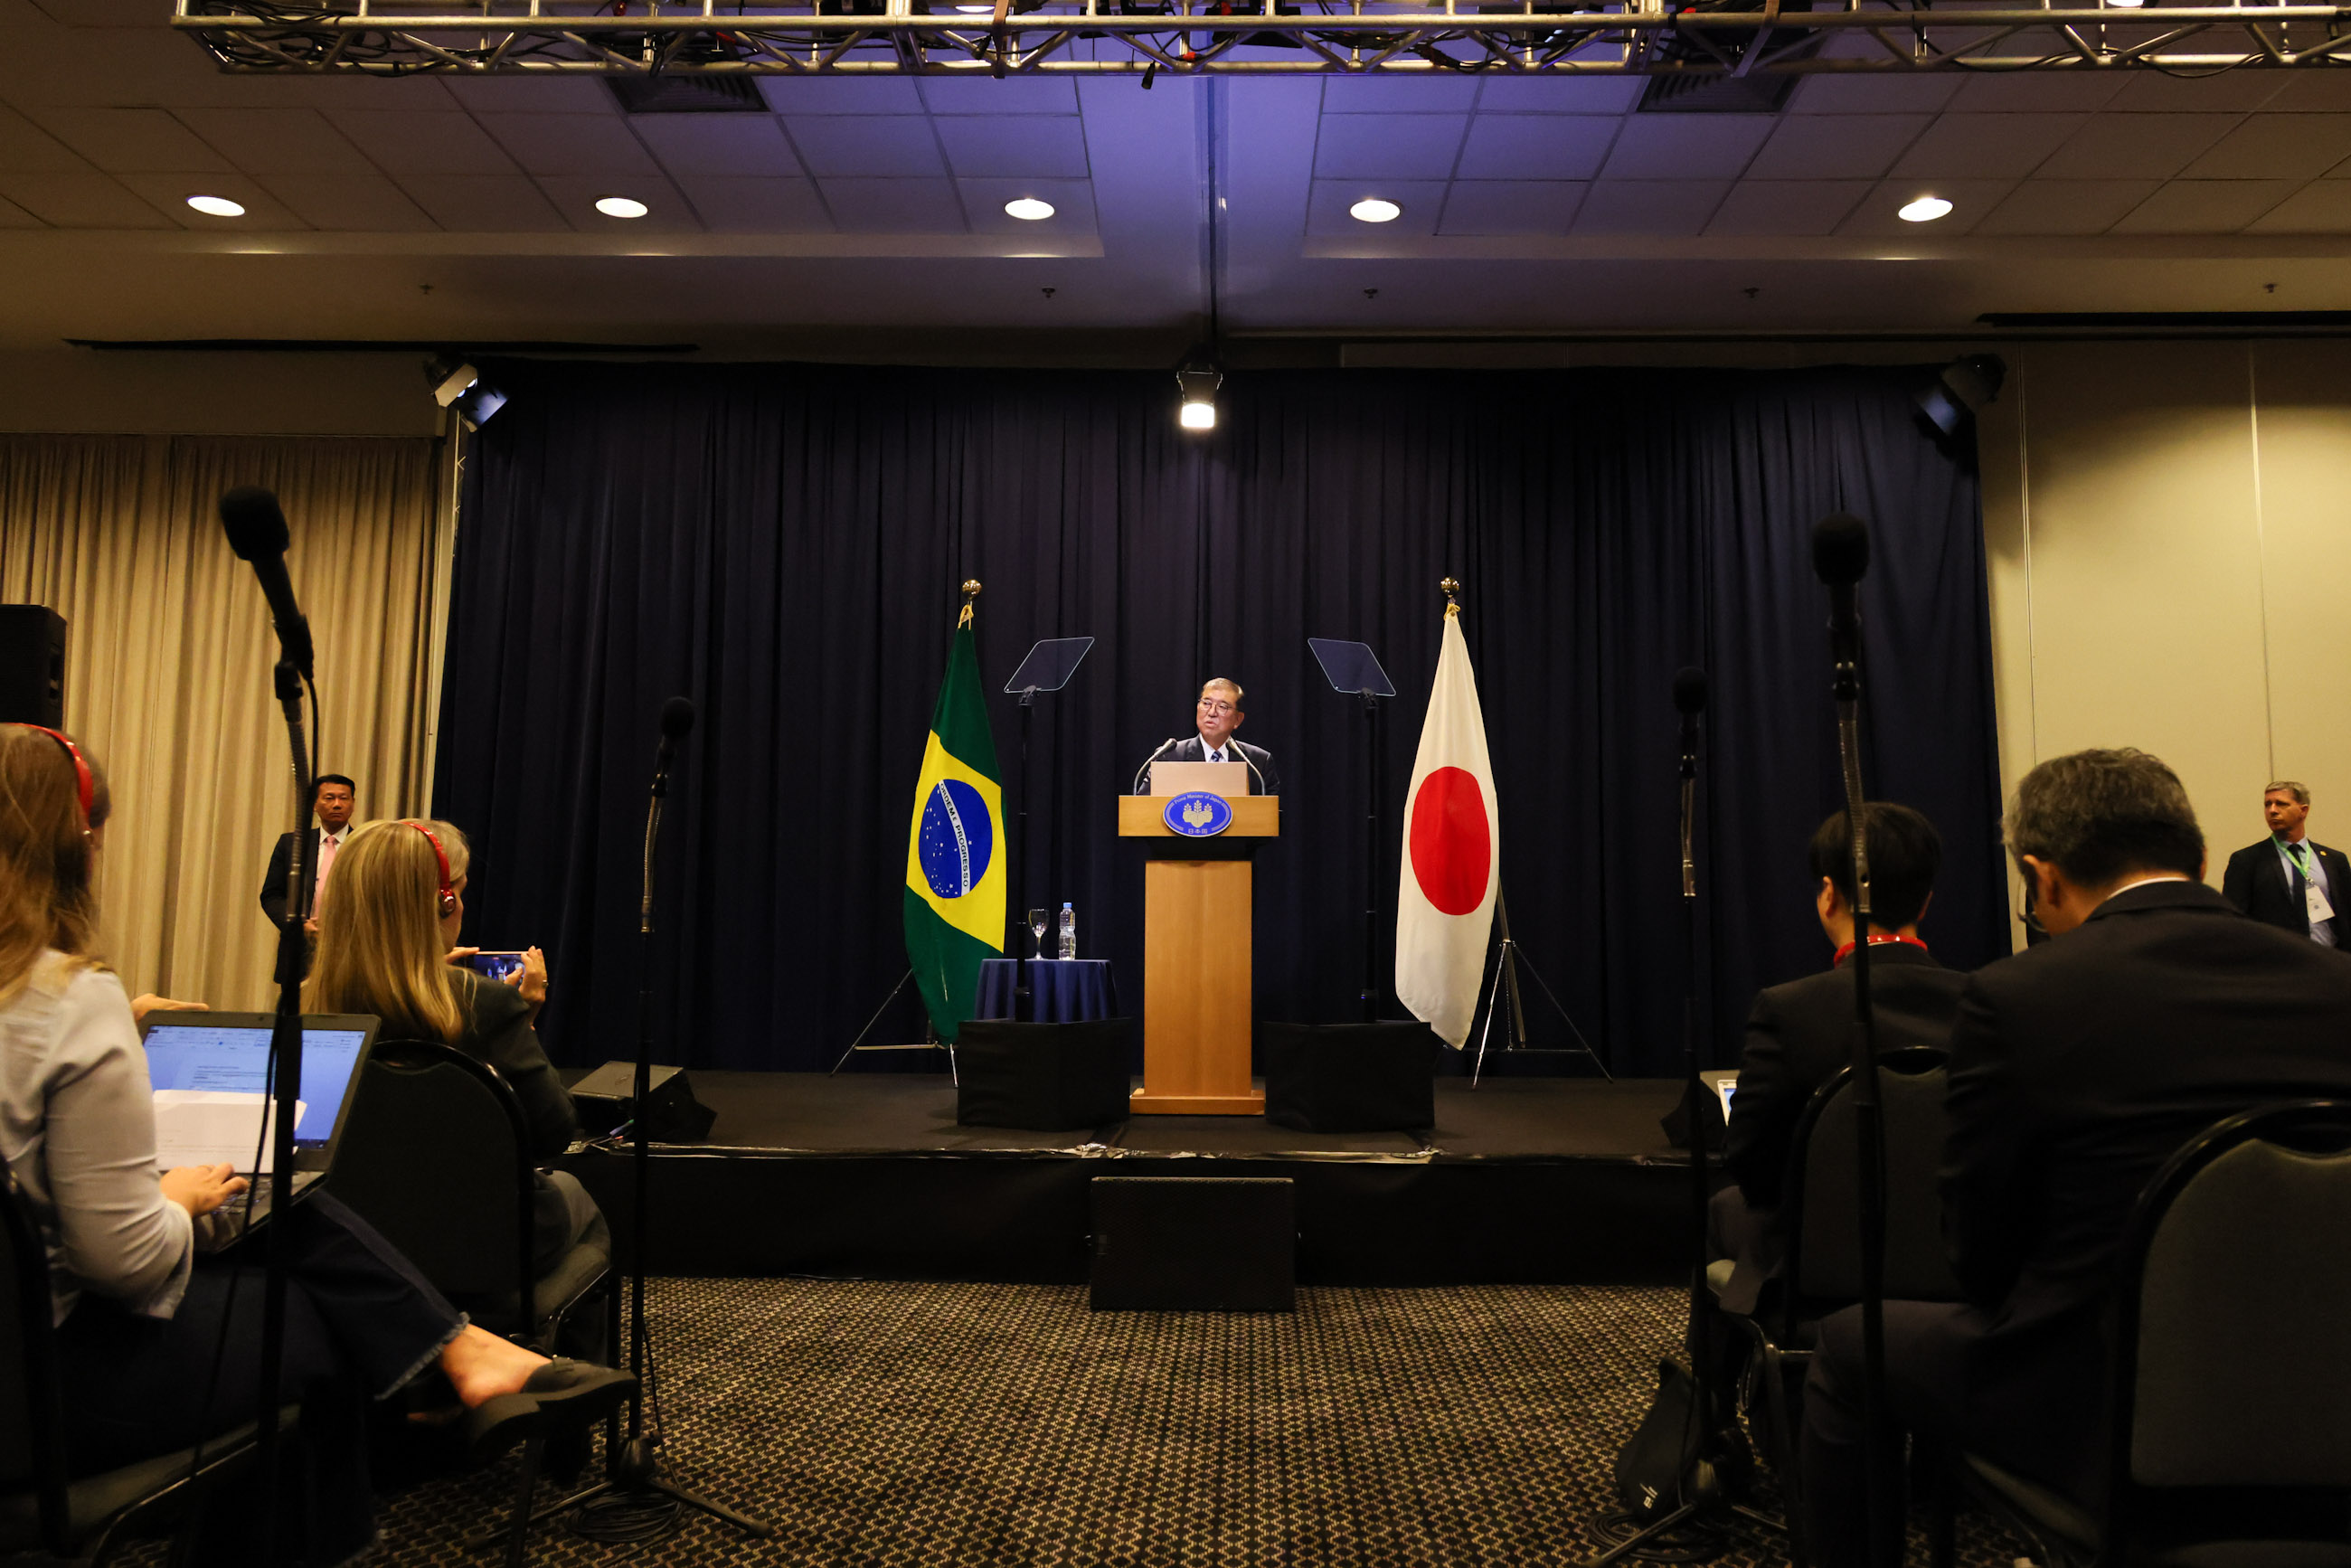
[1409,767,1492,917]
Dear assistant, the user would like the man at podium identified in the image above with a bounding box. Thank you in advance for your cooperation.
[1137,678,1280,795]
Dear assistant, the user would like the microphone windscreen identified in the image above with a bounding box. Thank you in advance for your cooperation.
[1672,666,1708,716]
[660,696,697,740]
[1811,513,1870,586]
[219,486,288,560]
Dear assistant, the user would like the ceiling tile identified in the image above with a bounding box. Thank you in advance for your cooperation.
[2035,114,2240,181]
[787,117,946,178]
[1835,177,2016,236]
[113,172,308,231]
[1975,179,2162,236]
[939,116,1091,179]
[328,112,520,176]
[172,109,373,177]
[1304,179,1448,238]
[2103,74,2283,114]
[1891,114,2086,179]
[958,176,1099,237]
[2111,180,2298,233]
[477,114,661,178]
[1436,180,1586,237]
[2246,181,2351,234]
[817,177,967,232]
[2182,116,2351,182]
[921,77,1081,115]
[1746,116,1930,181]
[440,79,618,116]
[1472,79,1642,115]
[0,172,172,229]
[1319,78,1482,114]
[758,79,927,116]
[0,195,41,231]
[2260,75,2351,113]
[392,174,570,231]
[1789,77,1961,115]
[24,108,231,174]
[1704,180,1871,237]
[1453,117,1618,182]
[0,106,85,175]
[673,176,834,232]
[1313,114,1468,180]
[533,175,705,233]
[1571,180,1732,236]
[631,117,803,178]
[257,172,439,231]
[1947,75,2127,113]
[1598,118,1773,181]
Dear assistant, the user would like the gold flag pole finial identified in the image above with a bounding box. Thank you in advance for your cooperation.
[1440,577,1461,619]
[958,579,982,628]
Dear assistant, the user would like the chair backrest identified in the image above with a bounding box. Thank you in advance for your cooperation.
[1786,1048,1960,1317]
[2117,1099,2351,1497]
[0,1170,71,1545]
[331,1040,535,1302]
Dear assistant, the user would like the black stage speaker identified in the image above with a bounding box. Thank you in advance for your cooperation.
[1262,1021,1439,1133]
[1090,1176,1294,1312]
[956,1017,1133,1130]
[569,1061,715,1143]
[0,607,66,727]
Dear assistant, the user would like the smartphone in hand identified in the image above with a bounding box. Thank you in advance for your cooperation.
[465,951,527,984]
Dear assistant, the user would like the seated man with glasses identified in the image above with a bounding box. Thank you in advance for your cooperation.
[1136,677,1280,795]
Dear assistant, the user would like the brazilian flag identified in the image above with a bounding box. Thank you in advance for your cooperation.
[902,613,1006,1042]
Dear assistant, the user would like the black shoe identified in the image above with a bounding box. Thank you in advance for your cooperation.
[465,1360,637,1463]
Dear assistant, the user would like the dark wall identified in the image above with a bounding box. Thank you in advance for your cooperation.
[433,360,2003,1077]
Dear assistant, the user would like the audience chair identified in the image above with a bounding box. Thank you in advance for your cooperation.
[1723,1047,1959,1563]
[0,1171,292,1566]
[1936,1098,2351,1568]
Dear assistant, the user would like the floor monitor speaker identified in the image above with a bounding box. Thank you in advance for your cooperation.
[570,1060,716,1143]
[1090,1176,1295,1312]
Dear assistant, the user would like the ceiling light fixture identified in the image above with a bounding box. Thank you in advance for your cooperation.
[1349,197,1402,223]
[1176,364,1222,432]
[1898,194,1954,222]
[185,194,245,218]
[1915,353,2007,438]
[2105,0,2146,8]
[424,355,509,431]
[1005,197,1055,221]
[594,195,650,219]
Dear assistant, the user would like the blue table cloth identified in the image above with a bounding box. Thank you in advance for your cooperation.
[976,959,1120,1024]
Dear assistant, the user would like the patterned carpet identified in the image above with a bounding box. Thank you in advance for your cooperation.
[345,1280,2035,1568]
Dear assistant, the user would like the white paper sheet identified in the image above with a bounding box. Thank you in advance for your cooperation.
[152,1090,307,1173]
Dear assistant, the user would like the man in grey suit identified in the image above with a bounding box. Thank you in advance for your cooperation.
[2221,779,2349,946]
[1135,677,1280,796]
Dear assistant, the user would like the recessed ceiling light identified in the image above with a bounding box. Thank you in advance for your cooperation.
[1898,194,1954,222]
[956,5,993,11]
[2105,0,2145,8]
[1349,197,1402,223]
[594,195,650,219]
[185,194,245,218]
[1005,197,1054,221]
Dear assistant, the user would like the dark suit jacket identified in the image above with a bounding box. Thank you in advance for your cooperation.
[1940,879,2351,1492]
[1135,734,1279,796]
[259,827,335,927]
[1716,943,1968,1313]
[2221,836,2350,940]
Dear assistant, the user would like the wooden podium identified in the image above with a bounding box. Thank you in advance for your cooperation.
[1117,793,1279,1114]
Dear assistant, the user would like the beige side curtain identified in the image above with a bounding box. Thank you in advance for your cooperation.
[0,434,445,1012]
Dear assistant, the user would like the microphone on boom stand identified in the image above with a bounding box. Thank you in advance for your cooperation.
[1814,511,1895,1563]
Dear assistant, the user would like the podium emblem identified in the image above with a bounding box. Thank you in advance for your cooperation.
[1164,790,1232,837]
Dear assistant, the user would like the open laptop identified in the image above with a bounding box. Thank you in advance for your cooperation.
[139,1012,381,1237]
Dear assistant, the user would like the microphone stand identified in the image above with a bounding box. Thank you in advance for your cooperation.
[1360,687,1381,1022]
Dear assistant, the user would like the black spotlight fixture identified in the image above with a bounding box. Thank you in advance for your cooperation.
[1176,363,1223,432]
[1915,353,2006,438]
[424,354,507,430]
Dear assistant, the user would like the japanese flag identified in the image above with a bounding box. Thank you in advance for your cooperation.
[1395,610,1500,1048]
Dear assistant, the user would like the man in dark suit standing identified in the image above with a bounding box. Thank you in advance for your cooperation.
[1712,803,1968,1317]
[260,773,356,930]
[2221,779,2346,946]
[1134,678,1279,795]
[1799,749,2351,1567]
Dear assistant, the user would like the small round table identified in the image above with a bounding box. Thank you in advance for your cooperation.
[976,958,1120,1024]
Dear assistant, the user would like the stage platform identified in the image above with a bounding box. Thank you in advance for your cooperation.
[563,1072,1703,1287]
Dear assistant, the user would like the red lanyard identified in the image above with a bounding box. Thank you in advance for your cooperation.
[1832,933,1930,966]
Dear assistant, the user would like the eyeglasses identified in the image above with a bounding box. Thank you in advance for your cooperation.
[1197,699,1235,715]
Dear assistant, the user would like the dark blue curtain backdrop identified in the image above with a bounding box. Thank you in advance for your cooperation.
[431,360,2004,1079]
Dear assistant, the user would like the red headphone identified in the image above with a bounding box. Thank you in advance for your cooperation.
[12,724,93,827]
[408,821,458,919]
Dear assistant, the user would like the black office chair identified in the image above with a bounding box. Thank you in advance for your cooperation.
[1724,1047,1959,1563]
[0,1171,292,1565]
[1938,1098,2351,1568]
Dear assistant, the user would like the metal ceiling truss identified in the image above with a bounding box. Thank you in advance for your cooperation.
[172,0,2351,77]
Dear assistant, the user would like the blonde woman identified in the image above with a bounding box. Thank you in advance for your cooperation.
[307,818,602,1273]
[0,726,630,1563]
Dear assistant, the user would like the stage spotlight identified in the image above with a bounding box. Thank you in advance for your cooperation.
[1176,364,1222,431]
[1915,353,2006,438]
[595,195,650,219]
[1898,194,1953,222]
[1350,197,1402,223]
[186,194,246,217]
[1005,197,1055,221]
[424,356,509,431]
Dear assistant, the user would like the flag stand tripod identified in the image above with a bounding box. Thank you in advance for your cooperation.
[1469,891,1612,1086]
[827,969,955,1082]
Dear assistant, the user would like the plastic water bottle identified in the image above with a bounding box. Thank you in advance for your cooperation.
[1058,902,1077,960]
